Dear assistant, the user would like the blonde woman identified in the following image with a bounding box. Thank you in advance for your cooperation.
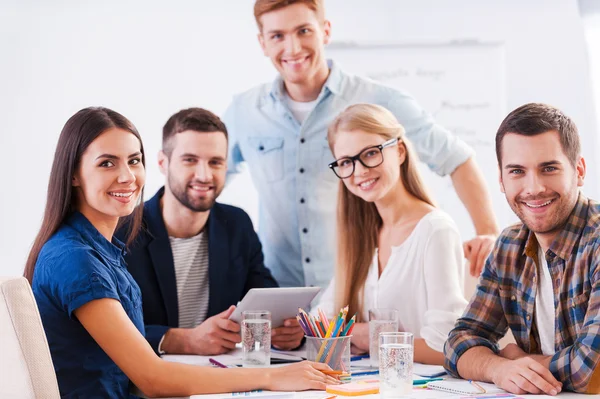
[314,104,468,365]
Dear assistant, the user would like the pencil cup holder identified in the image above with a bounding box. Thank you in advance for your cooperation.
[305,335,351,371]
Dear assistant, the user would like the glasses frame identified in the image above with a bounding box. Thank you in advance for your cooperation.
[328,137,400,179]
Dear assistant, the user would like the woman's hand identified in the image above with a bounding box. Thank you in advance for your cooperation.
[265,361,340,391]
[349,322,369,351]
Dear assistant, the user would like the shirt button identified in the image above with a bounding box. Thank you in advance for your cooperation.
[299,168,305,173]
[511,295,516,301]
[302,228,308,233]
[532,276,537,283]
[300,198,305,204]
[305,258,311,263]
[300,138,305,143]
[526,315,531,321]
[259,145,264,151]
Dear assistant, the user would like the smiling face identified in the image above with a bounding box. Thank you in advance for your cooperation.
[72,127,145,225]
[332,129,405,203]
[257,2,330,87]
[500,130,585,240]
[159,130,227,212]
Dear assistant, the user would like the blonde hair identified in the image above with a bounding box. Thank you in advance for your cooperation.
[253,0,324,31]
[327,104,435,322]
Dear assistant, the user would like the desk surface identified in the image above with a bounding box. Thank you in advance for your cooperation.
[157,353,586,399]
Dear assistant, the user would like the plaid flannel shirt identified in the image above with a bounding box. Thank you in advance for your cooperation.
[444,193,600,393]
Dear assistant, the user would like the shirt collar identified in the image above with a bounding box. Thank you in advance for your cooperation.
[270,59,343,101]
[66,211,126,265]
[522,191,589,261]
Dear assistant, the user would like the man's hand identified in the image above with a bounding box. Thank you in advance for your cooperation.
[499,343,527,361]
[187,305,241,355]
[491,357,562,395]
[463,234,496,277]
[272,318,304,350]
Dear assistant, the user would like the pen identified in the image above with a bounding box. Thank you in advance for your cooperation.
[469,380,486,394]
[350,354,369,361]
[414,377,443,385]
[322,370,350,376]
[350,370,379,377]
[209,358,229,368]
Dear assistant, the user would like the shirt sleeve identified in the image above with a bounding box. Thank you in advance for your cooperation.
[443,241,509,377]
[222,98,245,177]
[548,246,600,393]
[385,92,474,177]
[421,225,469,352]
[46,249,120,319]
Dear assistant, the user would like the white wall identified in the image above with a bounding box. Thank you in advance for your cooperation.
[0,0,596,277]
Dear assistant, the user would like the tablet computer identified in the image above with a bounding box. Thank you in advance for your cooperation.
[229,287,321,327]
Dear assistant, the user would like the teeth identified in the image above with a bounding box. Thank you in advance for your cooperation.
[109,192,133,198]
[359,179,376,188]
[526,199,553,208]
[285,57,306,64]
[190,185,210,191]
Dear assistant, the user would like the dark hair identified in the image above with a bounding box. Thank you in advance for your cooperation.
[496,103,580,167]
[162,107,228,158]
[253,0,324,30]
[24,107,145,283]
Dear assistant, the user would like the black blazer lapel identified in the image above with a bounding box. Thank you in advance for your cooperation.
[207,205,230,316]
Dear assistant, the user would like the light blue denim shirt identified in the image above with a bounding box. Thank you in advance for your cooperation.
[223,60,474,288]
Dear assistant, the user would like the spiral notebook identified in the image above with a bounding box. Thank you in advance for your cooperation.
[427,380,505,395]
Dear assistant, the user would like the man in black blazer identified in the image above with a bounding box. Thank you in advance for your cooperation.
[120,108,303,355]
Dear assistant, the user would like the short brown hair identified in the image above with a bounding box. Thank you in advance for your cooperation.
[495,103,580,167]
[162,107,228,158]
[254,0,324,30]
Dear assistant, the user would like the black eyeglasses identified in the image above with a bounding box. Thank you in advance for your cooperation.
[328,137,400,179]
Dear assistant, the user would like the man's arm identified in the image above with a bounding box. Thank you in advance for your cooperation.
[444,262,562,395]
[159,306,241,355]
[451,157,499,276]
[456,346,561,395]
[222,99,246,180]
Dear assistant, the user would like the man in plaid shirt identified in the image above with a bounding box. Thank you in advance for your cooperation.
[444,103,600,395]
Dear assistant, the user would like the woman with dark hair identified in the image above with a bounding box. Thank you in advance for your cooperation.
[28,107,337,398]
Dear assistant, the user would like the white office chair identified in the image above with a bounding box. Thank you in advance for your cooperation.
[0,276,60,399]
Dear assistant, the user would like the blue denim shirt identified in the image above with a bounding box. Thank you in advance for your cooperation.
[32,212,144,398]
[223,60,474,288]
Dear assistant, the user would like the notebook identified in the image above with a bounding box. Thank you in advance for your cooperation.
[326,381,379,396]
[427,380,505,395]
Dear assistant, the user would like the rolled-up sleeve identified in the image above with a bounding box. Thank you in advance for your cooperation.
[444,253,508,377]
[222,98,245,176]
[549,253,600,393]
[386,93,474,177]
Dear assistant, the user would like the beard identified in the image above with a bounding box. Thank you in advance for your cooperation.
[168,174,222,212]
[508,190,578,235]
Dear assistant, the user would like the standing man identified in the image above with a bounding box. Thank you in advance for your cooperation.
[120,108,303,354]
[444,103,600,394]
[223,0,499,289]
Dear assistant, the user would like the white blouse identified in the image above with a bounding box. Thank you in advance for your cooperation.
[313,210,468,352]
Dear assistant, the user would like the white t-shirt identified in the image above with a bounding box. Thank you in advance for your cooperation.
[283,92,319,124]
[313,210,468,352]
[535,247,556,355]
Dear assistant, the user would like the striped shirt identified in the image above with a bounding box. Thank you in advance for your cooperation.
[169,232,210,328]
[444,193,600,393]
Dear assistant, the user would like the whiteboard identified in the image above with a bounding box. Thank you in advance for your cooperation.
[328,42,517,241]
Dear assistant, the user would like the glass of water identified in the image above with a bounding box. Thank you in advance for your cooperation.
[242,310,271,367]
[368,308,399,368]
[379,332,414,398]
